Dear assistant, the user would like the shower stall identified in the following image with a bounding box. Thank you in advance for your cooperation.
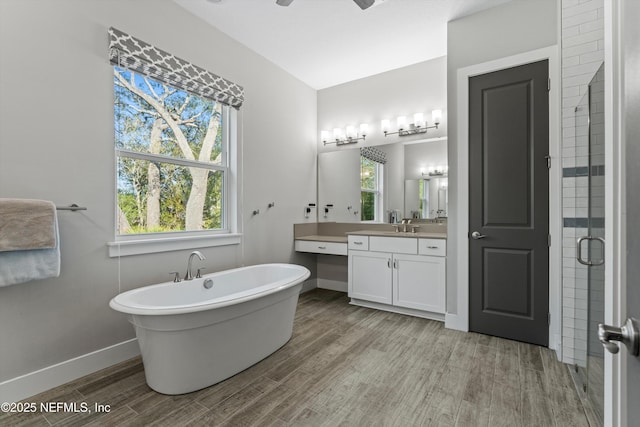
[572,62,605,426]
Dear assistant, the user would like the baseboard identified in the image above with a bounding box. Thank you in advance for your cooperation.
[0,339,140,403]
[317,278,347,293]
[445,312,465,331]
[444,314,563,354]
[350,299,445,322]
[550,333,562,359]
[300,278,318,293]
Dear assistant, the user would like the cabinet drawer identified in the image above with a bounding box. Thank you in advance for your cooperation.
[295,240,347,256]
[369,236,417,255]
[348,235,369,251]
[418,238,446,257]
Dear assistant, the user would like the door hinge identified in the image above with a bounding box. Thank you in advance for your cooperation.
[548,78,551,92]
[545,155,551,169]
[548,313,551,325]
[548,233,551,247]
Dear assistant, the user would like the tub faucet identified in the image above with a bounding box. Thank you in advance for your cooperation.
[185,251,206,281]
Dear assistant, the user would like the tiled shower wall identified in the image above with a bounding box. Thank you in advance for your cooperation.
[560,0,604,366]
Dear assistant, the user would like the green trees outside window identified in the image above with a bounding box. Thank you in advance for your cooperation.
[360,156,380,221]
[114,67,227,235]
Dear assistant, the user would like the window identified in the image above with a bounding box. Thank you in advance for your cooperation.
[360,155,383,221]
[107,28,244,256]
[114,67,229,235]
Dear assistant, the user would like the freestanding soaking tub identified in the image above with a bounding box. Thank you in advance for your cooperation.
[109,263,310,394]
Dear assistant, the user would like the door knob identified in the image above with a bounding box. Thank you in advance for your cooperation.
[471,231,486,240]
[598,318,639,356]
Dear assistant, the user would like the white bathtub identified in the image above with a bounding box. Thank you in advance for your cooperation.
[109,263,310,394]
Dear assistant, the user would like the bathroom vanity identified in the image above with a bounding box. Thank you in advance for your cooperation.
[347,231,446,321]
[294,222,446,321]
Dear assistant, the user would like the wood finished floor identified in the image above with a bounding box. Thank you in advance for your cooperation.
[4,289,592,427]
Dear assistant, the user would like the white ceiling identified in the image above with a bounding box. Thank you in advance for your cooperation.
[175,0,513,89]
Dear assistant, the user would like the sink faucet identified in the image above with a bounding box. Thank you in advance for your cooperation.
[185,250,206,280]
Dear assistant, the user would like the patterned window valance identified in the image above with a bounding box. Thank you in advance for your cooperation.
[108,27,244,108]
[360,146,387,164]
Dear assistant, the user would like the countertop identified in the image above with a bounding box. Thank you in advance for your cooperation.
[294,234,348,243]
[346,230,447,239]
[295,230,447,242]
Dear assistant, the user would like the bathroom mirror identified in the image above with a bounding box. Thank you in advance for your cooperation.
[318,137,447,223]
[404,176,448,219]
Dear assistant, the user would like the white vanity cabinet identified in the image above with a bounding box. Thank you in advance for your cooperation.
[348,250,393,304]
[392,253,445,313]
[348,234,446,320]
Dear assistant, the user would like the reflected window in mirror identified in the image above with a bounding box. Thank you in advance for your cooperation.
[360,156,383,221]
[418,179,428,219]
[411,177,448,219]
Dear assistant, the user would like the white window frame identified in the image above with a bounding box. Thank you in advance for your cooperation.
[108,104,240,258]
[360,158,383,222]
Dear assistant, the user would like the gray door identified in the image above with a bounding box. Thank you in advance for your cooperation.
[468,60,549,346]
[623,0,640,420]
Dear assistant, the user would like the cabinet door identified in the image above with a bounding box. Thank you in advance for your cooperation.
[393,254,445,313]
[348,251,392,304]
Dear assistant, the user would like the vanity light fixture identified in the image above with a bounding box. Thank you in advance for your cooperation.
[382,109,441,137]
[422,165,448,177]
[322,123,368,145]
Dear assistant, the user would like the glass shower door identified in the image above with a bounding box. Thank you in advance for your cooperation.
[575,63,605,426]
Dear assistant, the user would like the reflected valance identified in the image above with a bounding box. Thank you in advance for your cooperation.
[360,146,387,164]
[108,27,244,108]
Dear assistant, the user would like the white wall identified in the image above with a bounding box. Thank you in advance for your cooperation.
[318,150,360,222]
[0,0,317,392]
[446,0,558,315]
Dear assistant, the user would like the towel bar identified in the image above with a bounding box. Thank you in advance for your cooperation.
[56,204,87,211]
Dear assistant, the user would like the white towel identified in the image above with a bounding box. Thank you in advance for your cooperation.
[0,212,61,287]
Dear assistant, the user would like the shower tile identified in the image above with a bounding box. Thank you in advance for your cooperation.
[563,156,576,168]
[575,309,588,321]
[563,312,576,323]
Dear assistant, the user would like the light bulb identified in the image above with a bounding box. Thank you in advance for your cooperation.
[397,116,407,130]
[413,113,425,127]
[432,109,442,124]
[359,123,368,136]
[381,119,390,133]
